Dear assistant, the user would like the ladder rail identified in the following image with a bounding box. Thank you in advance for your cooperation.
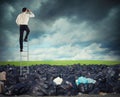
[20,41,29,76]
[27,40,29,61]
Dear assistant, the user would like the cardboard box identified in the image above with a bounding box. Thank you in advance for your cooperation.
[0,71,6,93]
[0,81,4,93]
[0,71,6,81]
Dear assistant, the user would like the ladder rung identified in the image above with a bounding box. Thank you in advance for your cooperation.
[20,51,28,52]
[20,56,27,57]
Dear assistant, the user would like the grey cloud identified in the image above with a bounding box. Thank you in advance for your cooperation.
[93,7,120,54]
[39,0,120,22]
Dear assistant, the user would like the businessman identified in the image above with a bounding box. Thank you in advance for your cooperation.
[16,7,35,52]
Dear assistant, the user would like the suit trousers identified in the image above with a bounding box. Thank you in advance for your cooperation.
[19,25,30,50]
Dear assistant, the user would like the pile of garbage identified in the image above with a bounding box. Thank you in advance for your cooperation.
[0,64,120,96]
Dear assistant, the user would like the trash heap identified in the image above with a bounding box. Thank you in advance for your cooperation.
[0,64,120,96]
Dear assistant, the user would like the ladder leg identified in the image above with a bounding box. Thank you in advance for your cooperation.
[20,52,22,75]
[27,40,29,74]
[20,40,29,76]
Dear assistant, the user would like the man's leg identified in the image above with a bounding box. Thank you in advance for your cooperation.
[24,25,30,42]
[19,26,24,51]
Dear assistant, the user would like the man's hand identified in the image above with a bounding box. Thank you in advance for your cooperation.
[27,9,30,12]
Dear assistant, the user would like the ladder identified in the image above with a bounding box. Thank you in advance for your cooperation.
[20,41,29,76]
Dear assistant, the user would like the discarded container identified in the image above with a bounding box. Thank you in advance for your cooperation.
[0,71,6,81]
[75,76,96,86]
[0,71,6,94]
[53,77,63,85]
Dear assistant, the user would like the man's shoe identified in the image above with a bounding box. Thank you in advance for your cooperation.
[20,49,23,52]
[24,39,28,42]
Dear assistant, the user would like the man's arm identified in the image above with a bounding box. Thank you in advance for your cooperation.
[16,15,20,25]
[27,9,35,17]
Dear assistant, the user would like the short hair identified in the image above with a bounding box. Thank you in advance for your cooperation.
[22,7,27,12]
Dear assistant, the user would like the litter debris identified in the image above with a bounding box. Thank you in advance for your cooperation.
[75,76,96,85]
[53,77,63,85]
[0,71,6,94]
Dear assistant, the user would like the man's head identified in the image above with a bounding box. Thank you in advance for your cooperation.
[22,7,27,12]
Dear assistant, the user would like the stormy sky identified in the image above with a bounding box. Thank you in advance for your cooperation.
[0,0,120,61]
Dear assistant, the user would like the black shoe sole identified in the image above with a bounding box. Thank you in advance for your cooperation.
[24,40,28,42]
[20,50,23,52]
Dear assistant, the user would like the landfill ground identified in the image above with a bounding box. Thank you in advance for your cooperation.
[0,94,120,97]
[0,64,120,96]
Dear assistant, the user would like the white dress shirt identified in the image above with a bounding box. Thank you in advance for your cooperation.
[16,11,35,25]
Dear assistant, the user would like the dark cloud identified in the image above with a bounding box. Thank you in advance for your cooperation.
[0,3,17,52]
[93,6,120,54]
[39,0,120,22]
